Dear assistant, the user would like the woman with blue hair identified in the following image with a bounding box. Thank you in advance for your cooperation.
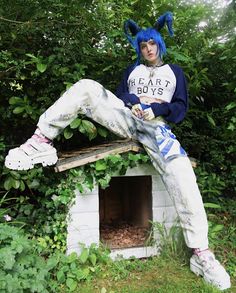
[5,12,230,290]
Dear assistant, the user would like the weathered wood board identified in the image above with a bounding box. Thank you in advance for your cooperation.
[54,139,143,172]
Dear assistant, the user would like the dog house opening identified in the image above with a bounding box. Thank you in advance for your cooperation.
[99,176,152,249]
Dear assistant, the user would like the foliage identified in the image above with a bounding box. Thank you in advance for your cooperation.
[0,223,51,292]
[150,221,188,260]
[0,223,112,292]
[0,220,235,292]
[204,198,236,278]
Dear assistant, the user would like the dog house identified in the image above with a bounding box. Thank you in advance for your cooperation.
[55,140,180,259]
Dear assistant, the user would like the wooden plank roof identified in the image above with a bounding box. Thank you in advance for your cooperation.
[54,139,143,172]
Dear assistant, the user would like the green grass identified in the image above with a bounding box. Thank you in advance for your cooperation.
[59,205,236,293]
[69,256,236,293]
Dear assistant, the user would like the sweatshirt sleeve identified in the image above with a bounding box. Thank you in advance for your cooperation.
[115,65,140,107]
[150,64,188,124]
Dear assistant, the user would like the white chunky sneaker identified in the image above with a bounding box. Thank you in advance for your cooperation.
[190,249,231,291]
[5,131,58,170]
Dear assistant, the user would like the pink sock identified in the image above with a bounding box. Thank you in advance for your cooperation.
[193,248,209,256]
[33,128,52,144]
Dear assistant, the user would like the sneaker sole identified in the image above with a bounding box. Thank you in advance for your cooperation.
[190,258,231,291]
[5,152,58,171]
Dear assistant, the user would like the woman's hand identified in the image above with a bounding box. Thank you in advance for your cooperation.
[131,104,144,119]
[143,107,155,120]
[131,104,155,120]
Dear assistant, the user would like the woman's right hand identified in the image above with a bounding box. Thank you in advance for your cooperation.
[131,104,144,119]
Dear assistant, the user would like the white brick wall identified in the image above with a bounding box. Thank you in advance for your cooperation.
[66,164,178,258]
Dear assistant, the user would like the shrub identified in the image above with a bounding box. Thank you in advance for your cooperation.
[0,223,51,292]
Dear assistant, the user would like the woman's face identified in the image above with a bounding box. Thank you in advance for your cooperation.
[140,39,159,65]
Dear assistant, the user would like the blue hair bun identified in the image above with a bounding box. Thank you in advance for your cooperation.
[154,11,174,37]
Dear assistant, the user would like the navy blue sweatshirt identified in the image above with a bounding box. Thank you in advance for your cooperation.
[115,63,188,124]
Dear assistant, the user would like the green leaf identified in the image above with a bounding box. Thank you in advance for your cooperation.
[20,180,26,191]
[98,127,108,138]
[207,114,216,127]
[89,253,97,266]
[219,56,227,60]
[95,160,107,171]
[66,278,77,291]
[227,123,235,131]
[107,154,121,163]
[64,128,73,139]
[103,65,113,72]
[12,179,20,189]
[4,177,13,190]
[27,179,40,189]
[9,170,21,179]
[167,48,191,62]
[9,96,23,105]
[204,203,221,209]
[70,118,81,129]
[26,53,38,60]
[80,120,97,140]
[0,248,16,269]
[79,247,89,264]
[13,107,25,114]
[36,63,47,73]
[64,82,73,90]
[67,253,78,264]
[47,256,59,270]
[98,174,111,189]
[57,270,65,283]
[76,268,90,281]
[211,224,224,232]
[225,102,236,111]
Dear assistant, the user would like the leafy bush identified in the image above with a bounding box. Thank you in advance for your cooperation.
[0,223,112,293]
[0,224,51,293]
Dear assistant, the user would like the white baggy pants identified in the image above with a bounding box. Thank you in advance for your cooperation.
[38,79,209,249]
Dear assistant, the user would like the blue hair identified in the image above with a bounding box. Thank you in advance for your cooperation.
[124,12,173,64]
[135,28,166,61]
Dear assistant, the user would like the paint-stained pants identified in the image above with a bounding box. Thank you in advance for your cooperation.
[38,79,209,249]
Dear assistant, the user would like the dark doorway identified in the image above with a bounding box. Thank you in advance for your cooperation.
[99,176,152,249]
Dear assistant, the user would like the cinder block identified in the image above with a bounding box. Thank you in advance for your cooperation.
[66,228,99,255]
[152,190,173,208]
[110,246,160,260]
[152,206,178,224]
[69,191,99,214]
[152,176,167,191]
[67,211,99,231]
